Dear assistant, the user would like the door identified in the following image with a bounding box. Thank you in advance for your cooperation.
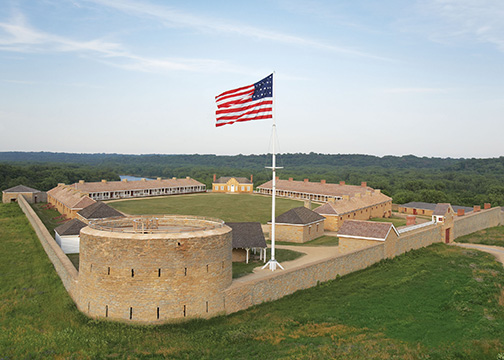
[231,185,235,192]
[445,228,450,243]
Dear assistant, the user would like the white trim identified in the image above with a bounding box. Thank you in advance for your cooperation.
[338,234,386,242]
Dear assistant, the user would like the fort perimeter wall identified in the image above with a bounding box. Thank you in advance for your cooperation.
[17,195,79,302]
[17,196,503,321]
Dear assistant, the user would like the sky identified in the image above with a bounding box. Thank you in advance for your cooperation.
[0,0,503,158]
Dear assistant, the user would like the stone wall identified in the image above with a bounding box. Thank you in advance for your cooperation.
[272,221,325,243]
[395,224,442,256]
[453,207,503,239]
[17,195,79,301]
[224,244,384,314]
[78,221,232,323]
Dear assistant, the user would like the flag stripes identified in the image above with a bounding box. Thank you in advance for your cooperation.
[215,74,273,127]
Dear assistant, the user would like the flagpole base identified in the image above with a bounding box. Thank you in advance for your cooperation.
[262,259,284,271]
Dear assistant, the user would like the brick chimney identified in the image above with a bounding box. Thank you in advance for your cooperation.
[141,178,146,182]
[157,177,162,181]
[473,205,481,212]
[343,195,350,201]
[289,177,293,182]
[172,177,177,180]
[276,176,279,181]
[321,179,326,185]
[213,174,216,182]
[101,179,107,183]
[304,199,311,209]
[122,178,128,182]
[304,178,309,183]
[406,215,416,226]
[375,189,381,194]
[79,180,85,184]
[339,181,345,186]
[457,209,465,216]
[354,193,361,198]
[250,174,253,182]
[186,176,190,180]
[484,203,491,209]
[361,182,367,187]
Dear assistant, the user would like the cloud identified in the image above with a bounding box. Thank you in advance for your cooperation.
[412,0,504,52]
[83,0,393,61]
[0,11,246,74]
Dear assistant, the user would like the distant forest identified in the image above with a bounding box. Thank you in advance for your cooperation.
[1,151,504,207]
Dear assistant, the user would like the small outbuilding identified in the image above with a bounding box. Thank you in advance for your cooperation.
[76,201,125,224]
[2,185,46,204]
[54,218,87,254]
[432,203,455,243]
[226,222,267,263]
[269,206,325,243]
[337,220,399,258]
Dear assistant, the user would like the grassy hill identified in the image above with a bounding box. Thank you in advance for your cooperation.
[2,202,504,359]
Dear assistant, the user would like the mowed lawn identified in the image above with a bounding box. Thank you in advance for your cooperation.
[108,193,308,223]
[3,202,504,359]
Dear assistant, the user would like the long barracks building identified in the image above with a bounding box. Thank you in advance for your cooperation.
[256,178,377,202]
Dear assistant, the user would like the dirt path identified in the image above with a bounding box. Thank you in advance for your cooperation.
[452,243,504,266]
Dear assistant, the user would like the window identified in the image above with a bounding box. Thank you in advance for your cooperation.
[221,186,224,190]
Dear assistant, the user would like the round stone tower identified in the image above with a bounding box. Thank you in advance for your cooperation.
[78,215,232,323]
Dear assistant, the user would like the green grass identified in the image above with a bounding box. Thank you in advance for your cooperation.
[30,202,63,236]
[269,235,339,247]
[370,216,407,227]
[456,225,504,247]
[232,248,304,279]
[108,193,305,223]
[2,202,504,359]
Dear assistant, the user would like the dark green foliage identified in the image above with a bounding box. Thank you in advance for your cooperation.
[2,152,504,206]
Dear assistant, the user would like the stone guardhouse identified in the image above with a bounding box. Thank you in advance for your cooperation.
[432,203,455,243]
[337,220,400,258]
[2,185,46,204]
[226,222,267,263]
[212,175,253,193]
[269,206,325,243]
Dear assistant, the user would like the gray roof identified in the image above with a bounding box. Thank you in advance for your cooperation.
[54,218,87,236]
[214,176,252,184]
[337,220,397,240]
[77,201,124,220]
[433,203,454,216]
[401,201,472,213]
[274,206,325,225]
[3,185,41,193]
[226,222,267,249]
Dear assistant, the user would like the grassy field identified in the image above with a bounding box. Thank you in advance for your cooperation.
[370,216,407,227]
[31,202,64,236]
[2,202,504,359]
[108,193,306,223]
[456,226,504,247]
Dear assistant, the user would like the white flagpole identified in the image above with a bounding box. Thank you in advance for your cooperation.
[263,71,284,271]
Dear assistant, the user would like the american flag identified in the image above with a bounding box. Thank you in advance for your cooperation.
[215,74,273,127]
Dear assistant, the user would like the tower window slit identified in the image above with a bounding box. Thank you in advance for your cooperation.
[105,305,108,318]
[130,307,133,320]
[158,268,161,277]
[157,307,160,319]
[131,269,134,277]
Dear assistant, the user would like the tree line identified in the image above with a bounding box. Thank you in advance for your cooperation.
[1,152,503,207]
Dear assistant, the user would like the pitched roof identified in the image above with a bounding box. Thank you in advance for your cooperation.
[257,178,376,198]
[72,177,204,193]
[401,201,472,213]
[3,185,41,193]
[214,176,252,184]
[273,206,325,225]
[54,218,87,236]
[337,220,398,241]
[314,191,392,216]
[47,184,96,210]
[77,201,124,220]
[226,222,267,249]
[433,203,454,216]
